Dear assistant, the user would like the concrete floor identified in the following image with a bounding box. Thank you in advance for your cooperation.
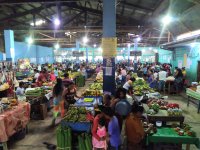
[7,81,200,150]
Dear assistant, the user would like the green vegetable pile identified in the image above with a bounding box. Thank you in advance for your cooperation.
[133,79,155,95]
[56,125,72,150]
[64,107,88,122]
[25,87,43,97]
[78,134,92,150]
[147,103,160,115]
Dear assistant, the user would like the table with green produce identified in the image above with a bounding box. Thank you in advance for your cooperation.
[61,107,93,132]
[133,79,156,96]
[146,127,199,150]
[25,87,53,120]
[82,83,103,97]
[145,99,184,126]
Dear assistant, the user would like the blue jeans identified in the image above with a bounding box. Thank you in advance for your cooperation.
[158,80,165,91]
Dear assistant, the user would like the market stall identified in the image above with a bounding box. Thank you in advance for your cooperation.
[25,87,53,120]
[0,101,30,150]
[146,99,184,126]
[146,127,199,150]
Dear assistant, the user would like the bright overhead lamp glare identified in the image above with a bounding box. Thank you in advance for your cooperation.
[93,44,97,48]
[54,18,60,26]
[149,47,152,50]
[137,37,141,42]
[98,47,102,52]
[30,19,45,26]
[127,43,131,47]
[162,15,172,25]
[27,37,33,44]
[54,43,60,49]
[83,36,89,44]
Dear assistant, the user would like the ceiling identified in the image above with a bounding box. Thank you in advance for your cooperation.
[0,0,199,48]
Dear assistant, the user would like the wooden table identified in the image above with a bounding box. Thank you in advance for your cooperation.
[144,105,185,127]
[165,80,174,94]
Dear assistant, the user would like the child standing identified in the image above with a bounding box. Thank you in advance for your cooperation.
[92,117,107,150]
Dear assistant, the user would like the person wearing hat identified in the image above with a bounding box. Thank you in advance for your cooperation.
[102,107,121,150]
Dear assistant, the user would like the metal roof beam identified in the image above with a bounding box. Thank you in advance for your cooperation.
[0,4,54,22]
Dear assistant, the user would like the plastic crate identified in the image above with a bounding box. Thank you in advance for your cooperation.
[61,121,91,133]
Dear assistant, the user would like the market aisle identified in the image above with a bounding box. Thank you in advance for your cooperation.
[8,77,95,150]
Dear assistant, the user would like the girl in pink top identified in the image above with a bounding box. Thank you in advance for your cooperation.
[92,117,107,150]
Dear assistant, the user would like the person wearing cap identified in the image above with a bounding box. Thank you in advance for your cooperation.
[102,107,121,150]
[125,103,153,150]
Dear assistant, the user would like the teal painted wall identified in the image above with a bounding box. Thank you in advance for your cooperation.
[171,45,200,82]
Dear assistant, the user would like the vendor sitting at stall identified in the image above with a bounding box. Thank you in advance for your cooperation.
[63,82,82,109]
[16,82,25,96]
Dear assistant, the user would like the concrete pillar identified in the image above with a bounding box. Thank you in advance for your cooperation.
[103,0,116,95]
[4,30,15,61]
[86,47,88,63]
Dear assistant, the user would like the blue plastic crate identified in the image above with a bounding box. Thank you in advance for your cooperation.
[61,121,91,132]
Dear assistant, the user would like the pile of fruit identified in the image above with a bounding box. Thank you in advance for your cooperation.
[69,72,81,79]
[0,83,9,91]
[89,83,103,90]
[25,87,43,97]
[133,79,155,95]
[64,107,88,122]
[174,124,196,137]
[0,98,18,113]
[167,108,182,116]
[82,89,102,96]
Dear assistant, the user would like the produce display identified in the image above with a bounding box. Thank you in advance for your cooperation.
[89,83,103,90]
[147,99,168,114]
[147,99,181,116]
[82,83,103,96]
[0,98,18,113]
[0,83,9,91]
[69,72,81,79]
[167,108,182,116]
[78,133,92,150]
[133,79,155,95]
[25,87,43,97]
[56,125,72,150]
[174,124,196,137]
[63,107,88,122]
